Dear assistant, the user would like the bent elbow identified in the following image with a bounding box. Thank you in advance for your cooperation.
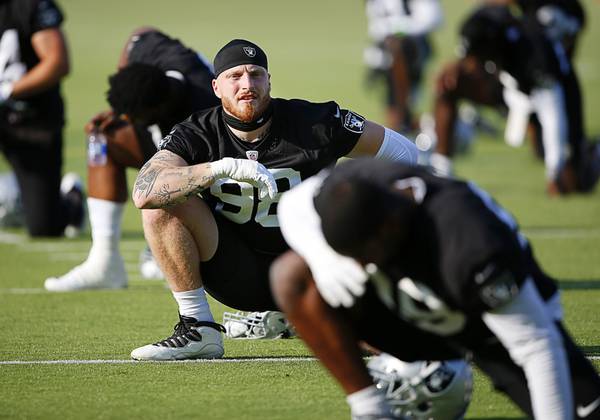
[132,192,150,209]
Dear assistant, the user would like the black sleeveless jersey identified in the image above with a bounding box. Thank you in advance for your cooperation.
[160,98,364,254]
[126,30,219,135]
[0,0,64,123]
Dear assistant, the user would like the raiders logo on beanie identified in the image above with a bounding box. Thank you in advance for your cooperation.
[213,39,268,77]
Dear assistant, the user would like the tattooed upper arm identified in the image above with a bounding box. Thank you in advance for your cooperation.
[147,149,188,167]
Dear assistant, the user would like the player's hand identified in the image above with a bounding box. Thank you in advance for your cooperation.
[308,247,368,308]
[84,110,123,134]
[210,157,277,200]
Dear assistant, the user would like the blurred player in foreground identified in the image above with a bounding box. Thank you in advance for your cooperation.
[271,158,600,419]
[44,28,218,291]
[129,39,419,361]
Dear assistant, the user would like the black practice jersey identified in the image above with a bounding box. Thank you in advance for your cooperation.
[330,161,554,336]
[516,0,585,28]
[161,98,364,254]
[126,30,219,134]
[460,5,566,93]
[0,0,64,123]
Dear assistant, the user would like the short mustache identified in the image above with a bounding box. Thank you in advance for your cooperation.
[237,90,258,100]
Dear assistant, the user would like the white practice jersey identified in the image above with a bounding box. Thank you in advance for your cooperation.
[365,0,443,41]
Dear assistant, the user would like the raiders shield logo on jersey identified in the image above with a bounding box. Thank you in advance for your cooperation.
[158,128,176,149]
[343,111,366,134]
[243,47,256,57]
[158,135,171,149]
[246,150,259,161]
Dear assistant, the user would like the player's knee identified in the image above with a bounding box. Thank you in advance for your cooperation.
[141,208,173,233]
[270,251,312,312]
[26,213,63,237]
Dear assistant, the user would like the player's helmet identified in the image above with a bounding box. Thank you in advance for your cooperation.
[367,353,473,420]
[223,311,295,339]
[459,5,518,62]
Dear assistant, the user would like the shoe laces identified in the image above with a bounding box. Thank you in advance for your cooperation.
[155,315,226,348]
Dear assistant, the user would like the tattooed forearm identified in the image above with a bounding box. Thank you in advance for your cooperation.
[132,150,215,209]
[183,176,201,197]
[154,183,184,207]
[133,167,161,198]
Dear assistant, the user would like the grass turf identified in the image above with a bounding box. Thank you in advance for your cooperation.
[1,0,599,418]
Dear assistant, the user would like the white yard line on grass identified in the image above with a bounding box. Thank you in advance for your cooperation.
[521,227,600,239]
[1,228,599,249]
[0,231,26,244]
[1,288,48,294]
[48,251,139,261]
[20,241,147,252]
[0,232,146,251]
[0,357,318,365]
[1,356,599,366]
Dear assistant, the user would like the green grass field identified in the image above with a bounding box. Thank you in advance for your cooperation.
[1,1,599,419]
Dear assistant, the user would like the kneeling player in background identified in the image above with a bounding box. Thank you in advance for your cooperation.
[272,158,600,419]
[425,4,599,196]
[44,28,219,291]
[363,0,443,133]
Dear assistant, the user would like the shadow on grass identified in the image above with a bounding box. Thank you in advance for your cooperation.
[582,346,600,357]
[558,279,600,290]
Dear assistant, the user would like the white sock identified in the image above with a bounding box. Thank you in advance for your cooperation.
[87,198,124,261]
[346,384,391,418]
[172,287,214,322]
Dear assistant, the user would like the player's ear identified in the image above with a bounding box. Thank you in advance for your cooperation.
[212,79,222,99]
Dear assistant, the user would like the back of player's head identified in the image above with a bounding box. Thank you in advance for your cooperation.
[459,5,517,61]
[314,159,417,258]
[213,39,268,77]
[107,63,177,122]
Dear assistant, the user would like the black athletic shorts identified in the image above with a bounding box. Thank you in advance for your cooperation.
[0,116,66,236]
[200,213,280,311]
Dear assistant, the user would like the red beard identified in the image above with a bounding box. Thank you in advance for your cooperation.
[222,95,270,122]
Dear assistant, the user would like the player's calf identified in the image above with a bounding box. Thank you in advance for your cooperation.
[269,251,313,314]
